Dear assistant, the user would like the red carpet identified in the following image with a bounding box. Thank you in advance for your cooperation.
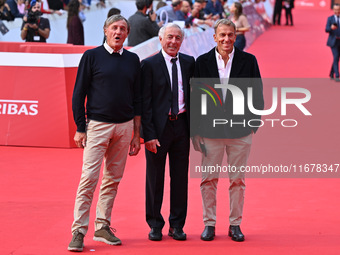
[1,7,340,255]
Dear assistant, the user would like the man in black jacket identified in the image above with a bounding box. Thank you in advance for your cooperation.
[141,23,195,241]
[192,19,264,242]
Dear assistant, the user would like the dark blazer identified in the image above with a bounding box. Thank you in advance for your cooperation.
[326,15,339,47]
[141,51,195,142]
[192,47,264,139]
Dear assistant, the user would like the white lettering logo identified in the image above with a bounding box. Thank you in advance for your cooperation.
[202,84,312,116]
[0,100,39,116]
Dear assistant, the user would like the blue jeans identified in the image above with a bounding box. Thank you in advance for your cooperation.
[235,34,246,51]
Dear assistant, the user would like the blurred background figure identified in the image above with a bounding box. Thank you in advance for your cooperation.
[176,0,192,27]
[156,0,167,10]
[107,7,121,17]
[47,0,65,11]
[5,0,24,18]
[156,0,182,23]
[0,0,15,21]
[17,0,26,15]
[67,0,84,45]
[96,0,105,8]
[176,0,213,28]
[283,0,294,26]
[326,4,340,81]
[230,1,250,51]
[128,0,160,46]
[272,0,282,25]
[204,0,224,21]
[25,0,63,15]
[78,0,86,23]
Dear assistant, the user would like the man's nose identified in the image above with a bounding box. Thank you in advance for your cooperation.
[171,37,177,43]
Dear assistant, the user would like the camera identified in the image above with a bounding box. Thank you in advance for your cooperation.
[147,9,154,19]
[27,11,42,24]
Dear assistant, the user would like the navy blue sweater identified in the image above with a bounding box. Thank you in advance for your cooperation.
[72,46,142,132]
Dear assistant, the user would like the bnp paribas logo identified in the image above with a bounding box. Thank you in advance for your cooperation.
[0,99,38,116]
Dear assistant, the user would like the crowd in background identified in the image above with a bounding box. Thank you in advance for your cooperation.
[0,0,283,50]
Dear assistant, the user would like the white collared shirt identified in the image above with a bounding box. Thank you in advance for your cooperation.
[215,47,235,102]
[161,49,185,114]
[103,41,124,55]
[334,15,340,24]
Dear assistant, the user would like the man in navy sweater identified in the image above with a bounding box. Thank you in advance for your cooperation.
[68,15,142,252]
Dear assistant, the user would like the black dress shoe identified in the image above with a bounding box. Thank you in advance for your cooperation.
[168,227,186,240]
[148,228,162,241]
[201,226,215,241]
[228,225,245,242]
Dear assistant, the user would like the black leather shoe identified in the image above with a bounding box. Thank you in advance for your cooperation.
[336,77,340,82]
[228,225,245,242]
[168,227,186,240]
[201,226,215,241]
[148,228,162,241]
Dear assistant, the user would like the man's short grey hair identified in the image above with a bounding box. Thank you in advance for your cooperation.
[214,19,236,33]
[103,14,130,33]
[159,23,184,40]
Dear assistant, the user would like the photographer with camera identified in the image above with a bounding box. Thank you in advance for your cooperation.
[20,0,50,42]
[127,0,161,47]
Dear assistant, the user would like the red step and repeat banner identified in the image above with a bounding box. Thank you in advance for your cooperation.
[0,42,94,148]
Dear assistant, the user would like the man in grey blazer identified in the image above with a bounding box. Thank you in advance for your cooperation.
[326,4,340,81]
[192,19,264,242]
[128,0,160,47]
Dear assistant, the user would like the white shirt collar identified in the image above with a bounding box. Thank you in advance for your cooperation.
[161,49,179,62]
[104,41,124,55]
[215,47,235,62]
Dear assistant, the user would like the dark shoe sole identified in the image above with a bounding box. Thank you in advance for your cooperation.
[228,232,245,242]
[200,235,214,241]
[168,232,186,240]
[148,235,162,241]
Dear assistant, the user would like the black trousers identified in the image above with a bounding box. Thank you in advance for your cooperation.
[273,4,282,25]
[284,7,293,25]
[145,114,189,229]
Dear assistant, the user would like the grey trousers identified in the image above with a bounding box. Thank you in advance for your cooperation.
[200,134,252,226]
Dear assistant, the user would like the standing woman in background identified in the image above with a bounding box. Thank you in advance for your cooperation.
[229,2,250,51]
[67,0,84,45]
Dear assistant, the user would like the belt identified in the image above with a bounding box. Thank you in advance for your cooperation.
[168,112,186,121]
